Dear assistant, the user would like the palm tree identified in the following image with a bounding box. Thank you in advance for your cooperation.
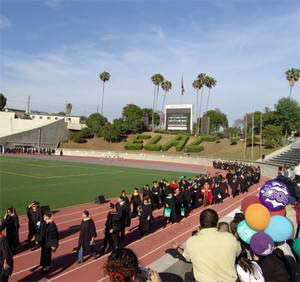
[151,73,164,130]
[99,71,111,115]
[285,68,300,98]
[204,76,217,113]
[161,80,172,112]
[65,102,72,116]
[197,73,207,118]
[192,79,202,135]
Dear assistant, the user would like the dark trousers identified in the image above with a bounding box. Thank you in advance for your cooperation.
[40,246,52,267]
[103,231,120,251]
[184,271,195,282]
[0,273,9,282]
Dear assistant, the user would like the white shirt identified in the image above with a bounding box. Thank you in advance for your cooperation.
[236,262,265,282]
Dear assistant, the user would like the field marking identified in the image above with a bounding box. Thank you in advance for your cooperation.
[45,189,258,282]
[1,170,125,180]
[0,171,44,179]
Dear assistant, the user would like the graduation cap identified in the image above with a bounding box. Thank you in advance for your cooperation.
[32,201,40,206]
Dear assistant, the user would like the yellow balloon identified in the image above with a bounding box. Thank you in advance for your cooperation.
[245,203,271,231]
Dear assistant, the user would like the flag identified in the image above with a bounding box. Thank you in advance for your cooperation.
[181,76,185,95]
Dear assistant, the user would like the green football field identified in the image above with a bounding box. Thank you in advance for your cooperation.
[0,156,196,215]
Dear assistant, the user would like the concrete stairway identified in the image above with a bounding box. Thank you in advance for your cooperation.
[266,142,300,166]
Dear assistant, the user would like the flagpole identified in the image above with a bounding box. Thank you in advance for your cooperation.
[251,112,254,160]
[260,111,263,159]
[244,114,247,160]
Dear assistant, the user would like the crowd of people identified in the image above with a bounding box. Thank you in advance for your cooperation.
[0,161,299,282]
[1,146,54,155]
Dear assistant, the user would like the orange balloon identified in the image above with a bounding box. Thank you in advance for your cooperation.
[245,203,271,231]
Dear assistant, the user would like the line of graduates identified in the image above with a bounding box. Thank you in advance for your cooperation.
[101,163,261,254]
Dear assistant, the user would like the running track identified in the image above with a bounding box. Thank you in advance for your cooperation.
[4,155,269,282]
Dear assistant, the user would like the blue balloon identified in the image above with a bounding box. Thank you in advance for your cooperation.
[237,220,257,244]
[265,215,293,242]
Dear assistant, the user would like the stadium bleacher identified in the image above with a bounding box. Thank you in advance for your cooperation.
[267,142,300,166]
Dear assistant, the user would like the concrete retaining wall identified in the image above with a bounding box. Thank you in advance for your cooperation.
[57,148,278,178]
[0,119,68,149]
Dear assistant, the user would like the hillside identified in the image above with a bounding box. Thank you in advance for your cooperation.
[61,133,279,161]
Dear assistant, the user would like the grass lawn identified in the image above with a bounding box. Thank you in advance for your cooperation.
[0,156,196,215]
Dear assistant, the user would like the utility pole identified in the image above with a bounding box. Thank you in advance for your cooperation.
[27,96,31,114]
[251,112,254,160]
[260,111,263,159]
[244,114,247,160]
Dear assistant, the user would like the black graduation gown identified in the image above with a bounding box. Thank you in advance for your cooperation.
[220,182,229,199]
[212,183,222,204]
[78,219,97,252]
[103,212,121,250]
[164,195,176,223]
[40,222,59,267]
[0,236,14,279]
[27,208,43,241]
[151,186,160,209]
[175,192,185,219]
[130,193,141,216]
[1,215,20,250]
[138,203,152,235]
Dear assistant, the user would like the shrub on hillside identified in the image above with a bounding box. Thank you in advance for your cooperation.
[124,143,143,150]
[102,124,123,143]
[161,135,190,152]
[200,135,217,142]
[230,137,239,145]
[185,136,204,153]
[144,135,162,151]
[70,132,87,143]
[80,127,94,139]
[124,134,151,150]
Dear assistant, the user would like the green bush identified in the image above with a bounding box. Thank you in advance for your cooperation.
[200,135,217,142]
[71,133,87,143]
[80,127,94,139]
[161,135,190,152]
[144,144,161,151]
[185,137,204,153]
[124,143,143,150]
[264,138,278,149]
[124,134,151,150]
[144,135,162,151]
[230,137,239,145]
[185,145,204,153]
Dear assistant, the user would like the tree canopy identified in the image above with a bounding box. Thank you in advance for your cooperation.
[0,94,7,110]
[203,109,228,133]
[86,113,108,134]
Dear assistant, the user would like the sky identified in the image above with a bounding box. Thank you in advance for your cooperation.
[1,0,299,124]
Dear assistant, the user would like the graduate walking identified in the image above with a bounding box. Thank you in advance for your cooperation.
[130,188,141,218]
[0,231,14,282]
[26,201,43,248]
[138,196,152,237]
[77,210,97,263]
[1,207,20,252]
[103,204,122,253]
[39,212,59,272]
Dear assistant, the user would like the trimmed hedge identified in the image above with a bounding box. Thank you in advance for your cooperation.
[144,135,162,151]
[124,143,143,150]
[124,134,151,150]
[185,136,204,153]
[161,135,190,152]
[200,135,218,142]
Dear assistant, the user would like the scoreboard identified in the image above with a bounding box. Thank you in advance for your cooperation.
[165,104,193,132]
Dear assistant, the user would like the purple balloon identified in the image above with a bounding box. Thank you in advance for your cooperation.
[250,232,274,256]
[259,180,289,211]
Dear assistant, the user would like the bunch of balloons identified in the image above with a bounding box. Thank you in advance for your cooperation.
[237,180,293,256]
